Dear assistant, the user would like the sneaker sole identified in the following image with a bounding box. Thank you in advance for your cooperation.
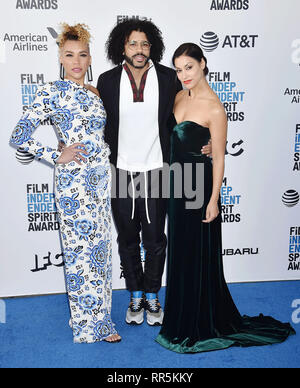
[125,319,144,325]
[125,309,144,325]
[146,320,162,326]
[146,309,164,326]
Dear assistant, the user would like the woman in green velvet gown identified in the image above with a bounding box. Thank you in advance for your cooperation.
[156,43,295,353]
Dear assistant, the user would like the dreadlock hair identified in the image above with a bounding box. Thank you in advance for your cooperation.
[106,19,165,65]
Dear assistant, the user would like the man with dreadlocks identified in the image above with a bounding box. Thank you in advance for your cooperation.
[97,19,210,327]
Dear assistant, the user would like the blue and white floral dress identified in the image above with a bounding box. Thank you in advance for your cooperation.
[10,80,117,343]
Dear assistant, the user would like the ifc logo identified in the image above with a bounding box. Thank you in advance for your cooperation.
[282,189,299,207]
[200,32,219,52]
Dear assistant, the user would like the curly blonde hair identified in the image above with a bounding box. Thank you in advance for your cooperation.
[57,23,91,48]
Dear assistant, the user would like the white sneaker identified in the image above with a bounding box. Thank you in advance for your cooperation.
[125,296,144,325]
[145,297,164,326]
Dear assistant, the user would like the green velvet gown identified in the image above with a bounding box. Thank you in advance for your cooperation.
[156,118,295,353]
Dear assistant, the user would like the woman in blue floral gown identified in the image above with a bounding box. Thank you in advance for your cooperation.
[10,24,121,343]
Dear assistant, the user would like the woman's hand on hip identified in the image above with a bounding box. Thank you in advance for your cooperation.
[56,143,88,165]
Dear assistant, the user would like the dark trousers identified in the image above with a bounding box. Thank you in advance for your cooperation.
[111,168,167,293]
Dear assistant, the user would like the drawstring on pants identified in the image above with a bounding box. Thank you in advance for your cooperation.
[144,172,151,224]
[129,171,151,224]
[130,171,135,221]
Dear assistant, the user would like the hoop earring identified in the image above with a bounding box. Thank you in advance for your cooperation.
[60,64,65,80]
[87,65,93,82]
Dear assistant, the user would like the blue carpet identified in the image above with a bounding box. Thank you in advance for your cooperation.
[0,281,299,368]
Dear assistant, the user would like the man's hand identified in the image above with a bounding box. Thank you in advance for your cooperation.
[201,139,212,157]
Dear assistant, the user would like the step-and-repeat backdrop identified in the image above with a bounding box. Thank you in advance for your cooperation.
[1,0,300,297]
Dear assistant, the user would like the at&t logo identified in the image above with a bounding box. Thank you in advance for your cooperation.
[282,190,299,207]
[200,32,219,52]
[200,31,258,52]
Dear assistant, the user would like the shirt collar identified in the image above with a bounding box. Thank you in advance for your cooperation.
[122,59,154,71]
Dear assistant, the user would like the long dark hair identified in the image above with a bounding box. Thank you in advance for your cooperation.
[105,19,165,65]
[172,43,209,75]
